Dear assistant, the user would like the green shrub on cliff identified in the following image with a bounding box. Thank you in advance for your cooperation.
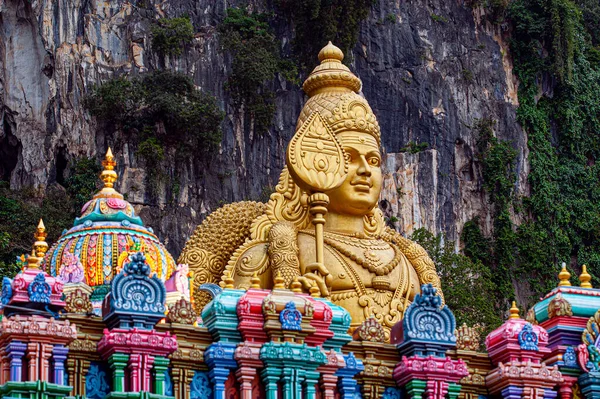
[459,0,600,310]
[151,17,194,56]
[274,0,374,70]
[219,8,298,134]
[86,70,224,150]
[86,70,223,203]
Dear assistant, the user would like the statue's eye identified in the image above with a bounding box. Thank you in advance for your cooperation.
[368,157,380,167]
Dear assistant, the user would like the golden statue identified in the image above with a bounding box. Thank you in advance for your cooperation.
[179,42,442,338]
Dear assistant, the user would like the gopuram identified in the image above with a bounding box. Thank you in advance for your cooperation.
[0,43,598,399]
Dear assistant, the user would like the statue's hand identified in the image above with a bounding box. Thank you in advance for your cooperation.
[299,262,332,297]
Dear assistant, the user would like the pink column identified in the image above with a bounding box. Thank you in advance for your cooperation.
[425,380,449,399]
[39,343,53,382]
[27,342,39,381]
[1,346,9,384]
[320,372,338,399]
[129,354,141,392]
[560,376,576,399]
[236,366,257,399]
[141,354,154,392]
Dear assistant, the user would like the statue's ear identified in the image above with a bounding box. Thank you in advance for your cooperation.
[286,111,348,193]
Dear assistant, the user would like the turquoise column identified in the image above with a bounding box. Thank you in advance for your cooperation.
[261,367,281,399]
[303,370,319,399]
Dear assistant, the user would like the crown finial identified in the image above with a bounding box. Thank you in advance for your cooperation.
[580,265,593,288]
[303,42,362,97]
[223,271,234,289]
[290,277,302,293]
[273,272,285,289]
[558,262,571,286]
[509,301,520,319]
[318,41,344,63]
[250,272,261,289]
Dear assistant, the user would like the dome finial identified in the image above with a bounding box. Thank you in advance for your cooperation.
[509,301,520,319]
[580,265,593,288]
[558,262,571,286]
[96,147,123,199]
[101,147,117,188]
[309,284,321,298]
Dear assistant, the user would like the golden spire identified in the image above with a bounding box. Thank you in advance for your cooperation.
[558,262,571,286]
[27,219,49,269]
[223,271,234,289]
[273,272,285,289]
[250,272,261,289]
[580,265,593,288]
[509,301,520,319]
[96,147,123,199]
[290,277,302,293]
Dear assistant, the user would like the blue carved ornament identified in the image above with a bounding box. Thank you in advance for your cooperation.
[190,371,212,399]
[563,346,578,368]
[280,301,302,331]
[105,252,167,329]
[1,277,13,306]
[382,387,402,399]
[518,323,539,351]
[164,369,173,396]
[85,362,111,399]
[28,273,51,303]
[403,284,456,343]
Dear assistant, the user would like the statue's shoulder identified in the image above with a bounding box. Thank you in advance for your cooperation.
[178,201,266,305]
[383,227,444,303]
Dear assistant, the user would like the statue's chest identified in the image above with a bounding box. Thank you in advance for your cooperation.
[298,233,402,290]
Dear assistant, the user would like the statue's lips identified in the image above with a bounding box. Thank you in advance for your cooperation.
[352,181,372,192]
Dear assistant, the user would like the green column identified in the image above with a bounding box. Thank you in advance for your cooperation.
[153,356,170,396]
[405,379,427,399]
[108,353,129,393]
[447,383,462,399]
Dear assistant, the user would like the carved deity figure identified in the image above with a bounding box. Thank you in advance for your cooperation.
[179,42,442,339]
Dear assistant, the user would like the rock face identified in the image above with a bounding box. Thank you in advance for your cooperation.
[0,0,526,256]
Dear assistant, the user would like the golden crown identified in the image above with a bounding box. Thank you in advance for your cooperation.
[298,42,381,146]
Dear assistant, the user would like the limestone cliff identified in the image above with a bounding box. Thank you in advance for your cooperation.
[0,0,524,257]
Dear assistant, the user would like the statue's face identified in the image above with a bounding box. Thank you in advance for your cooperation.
[326,131,382,216]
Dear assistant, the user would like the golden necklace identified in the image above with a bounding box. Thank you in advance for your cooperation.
[301,230,401,276]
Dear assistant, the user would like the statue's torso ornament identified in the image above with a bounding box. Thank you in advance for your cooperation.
[179,42,442,341]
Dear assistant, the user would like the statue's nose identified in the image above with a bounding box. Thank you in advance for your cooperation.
[357,155,372,176]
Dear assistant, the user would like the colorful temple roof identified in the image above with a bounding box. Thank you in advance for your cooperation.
[42,149,176,288]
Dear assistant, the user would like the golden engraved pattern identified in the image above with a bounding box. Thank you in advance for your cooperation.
[265,166,311,232]
[268,222,301,286]
[455,323,482,351]
[178,201,265,311]
[287,111,347,193]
